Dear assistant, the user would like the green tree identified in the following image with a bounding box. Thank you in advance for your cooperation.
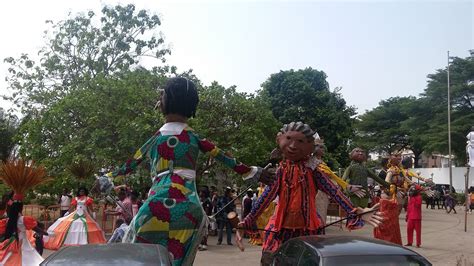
[355,97,411,153]
[0,108,18,162]
[4,4,170,112]
[260,68,355,168]
[18,69,165,197]
[355,55,473,166]
[191,82,280,187]
[354,96,427,167]
[419,56,474,164]
[3,4,171,197]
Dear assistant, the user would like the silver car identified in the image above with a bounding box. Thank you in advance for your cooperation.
[41,243,171,266]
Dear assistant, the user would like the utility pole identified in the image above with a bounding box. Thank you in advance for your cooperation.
[447,51,453,189]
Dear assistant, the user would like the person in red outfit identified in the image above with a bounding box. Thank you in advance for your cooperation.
[406,184,422,247]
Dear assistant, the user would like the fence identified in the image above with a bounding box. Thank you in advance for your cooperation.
[326,202,345,229]
[23,204,117,235]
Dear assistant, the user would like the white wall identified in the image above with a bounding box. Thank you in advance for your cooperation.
[416,167,474,192]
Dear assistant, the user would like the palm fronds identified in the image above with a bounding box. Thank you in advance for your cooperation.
[67,160,95,180]
[0,159,51,195]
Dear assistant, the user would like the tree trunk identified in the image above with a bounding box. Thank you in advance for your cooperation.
[413,149,423,168]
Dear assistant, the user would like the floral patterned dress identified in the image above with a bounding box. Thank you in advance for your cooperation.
[113,122,259,266]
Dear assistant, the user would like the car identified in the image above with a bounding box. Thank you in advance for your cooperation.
[264,235,432,266]
[40,243,172,266]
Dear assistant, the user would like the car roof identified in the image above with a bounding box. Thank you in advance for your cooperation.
[41,243,171,266]
[292,236,421,257]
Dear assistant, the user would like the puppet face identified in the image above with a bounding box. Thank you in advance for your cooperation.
[313,143,325,158]
[277,131,314,161]
[389,153,402,165]
[350,148,366,162]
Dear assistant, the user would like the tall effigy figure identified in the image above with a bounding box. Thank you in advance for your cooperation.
[342,148,390,208]
[111,77,272,266]
[240,122,383,260]
[373,152,405,245]
[312,137,363,226]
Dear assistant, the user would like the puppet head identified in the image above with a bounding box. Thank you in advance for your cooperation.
[402,157,413,169]
[313,134,325,159]
[350,147,366,163]
[276,122,315,162]
[389,151,402,166]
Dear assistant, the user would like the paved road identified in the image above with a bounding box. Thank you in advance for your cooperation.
[43,208,473,265]
[193,208,474,266]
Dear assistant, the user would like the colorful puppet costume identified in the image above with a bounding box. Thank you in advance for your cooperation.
[373,198,402,245]
[114,122,261,266]
[249,185,276,246]
[373,162,406,245]
[243,160,364,253]
[0,160,51,265]
[342,148,390,208]
[0,216,43,266]
[44,196,106,250]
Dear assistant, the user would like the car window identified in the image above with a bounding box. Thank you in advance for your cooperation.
[298,246,319,266]
[273,241,304,266]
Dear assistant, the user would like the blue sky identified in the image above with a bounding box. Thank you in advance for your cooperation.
[0,0,472,113]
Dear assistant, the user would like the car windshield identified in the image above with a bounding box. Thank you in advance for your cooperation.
[324,255,431,266]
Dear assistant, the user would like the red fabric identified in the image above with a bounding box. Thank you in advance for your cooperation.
[85,197,94,207]
[371,196,381,207]
[373,199,402,245]
[407,195,422,220]
[273,162,320,231]
[407,219,421,246]
[22,216,37,230]
[12,194,24,201]
[0,219,6,234]
[71,196,93,207]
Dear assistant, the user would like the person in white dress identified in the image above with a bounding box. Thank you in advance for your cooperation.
[44,187,106,250]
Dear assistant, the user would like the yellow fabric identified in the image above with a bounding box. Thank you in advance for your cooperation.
[133,149,143,159]
[171,183,191,195]
[406,170,425,182]
[157,158,169,171]
[318,164,348,189]
[256,202,276,229]
[169,229,194,243]
[139,217,169,232]
[210,147,220,157]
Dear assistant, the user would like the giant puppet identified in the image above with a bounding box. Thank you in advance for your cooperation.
[240,122,383,260]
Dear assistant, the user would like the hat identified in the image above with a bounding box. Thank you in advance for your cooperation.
[247,188,253,192]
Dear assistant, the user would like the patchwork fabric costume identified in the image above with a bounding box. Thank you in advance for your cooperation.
[114,122,260,266]
[243,159,364,252]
